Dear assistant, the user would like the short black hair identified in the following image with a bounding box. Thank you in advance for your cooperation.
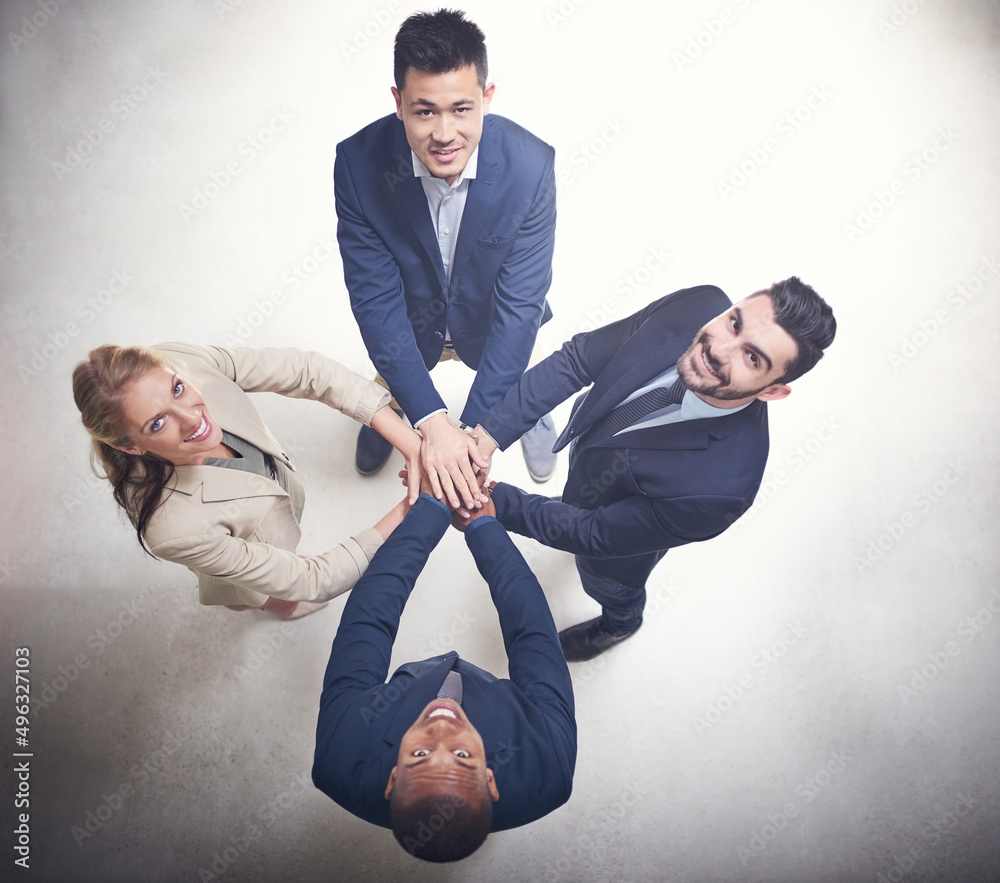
[393,9,488,92]
[390,792,492,863]
[751,276,836,383]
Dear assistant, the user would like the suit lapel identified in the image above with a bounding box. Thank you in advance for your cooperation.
[557,313,695,450]
[451,122,499,284]
[582,402,764,454]
[168,464,287,503]
[380,655,501,750]
[381,655,456,748]
[389,122,448,292]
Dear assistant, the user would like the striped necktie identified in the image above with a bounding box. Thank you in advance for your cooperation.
[578,376,686,451]
[437,670,463,704]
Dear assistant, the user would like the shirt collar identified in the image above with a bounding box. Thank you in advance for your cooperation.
[411,145,480,185]
[680,388,752,420]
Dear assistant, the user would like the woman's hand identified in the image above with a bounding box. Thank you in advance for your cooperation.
[370,405,424,504]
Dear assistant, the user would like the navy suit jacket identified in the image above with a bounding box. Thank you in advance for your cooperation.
[334,113,556,426]
[479,286,770,574]
[312,496,576,832]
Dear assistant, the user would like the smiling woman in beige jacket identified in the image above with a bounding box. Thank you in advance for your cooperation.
[72,341,422,618]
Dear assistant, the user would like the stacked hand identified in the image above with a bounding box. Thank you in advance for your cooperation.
[451,481,496,532]
[416,414,498,510]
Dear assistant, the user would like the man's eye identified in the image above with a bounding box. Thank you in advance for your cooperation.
[413,749,429,757]
[453,750,470,758]
[749,353,759,366]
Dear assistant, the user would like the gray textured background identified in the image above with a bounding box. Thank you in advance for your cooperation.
[1,0,998,880]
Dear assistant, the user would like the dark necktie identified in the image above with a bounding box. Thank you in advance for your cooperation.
[578,376,686,451]
[437,670,463,704]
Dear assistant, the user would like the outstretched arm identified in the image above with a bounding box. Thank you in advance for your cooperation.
[318,494,451,709]
[371,406,423,504]
[490,482,750,559]
[461,504,575,731]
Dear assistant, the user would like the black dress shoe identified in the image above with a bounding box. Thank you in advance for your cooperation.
[355,424,394,475]
[558,617,639,662]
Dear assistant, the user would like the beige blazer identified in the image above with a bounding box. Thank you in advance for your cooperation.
[143,343,391,608]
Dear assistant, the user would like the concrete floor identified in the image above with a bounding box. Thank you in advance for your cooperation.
[1,0,998,880]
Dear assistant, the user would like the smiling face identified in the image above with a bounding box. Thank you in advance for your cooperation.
[114,365,224,465]
[385,697,499,806]
[391,64,494,186]
[676,294,799,408]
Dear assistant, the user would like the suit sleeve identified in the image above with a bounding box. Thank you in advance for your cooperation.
[148,526,381,605]
[318,497,450,712]
[157,342,390,426]
[491,482,751,559]
[477,293,678,447]
[464,520,575,735]
[460,155,557,426]
[334,150,445,423]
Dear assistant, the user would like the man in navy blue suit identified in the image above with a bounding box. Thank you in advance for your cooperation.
[467,279,836,661]
[312,489,576,863]
[335,9,558,506]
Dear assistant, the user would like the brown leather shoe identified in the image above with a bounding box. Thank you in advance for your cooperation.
[558,616,639,662]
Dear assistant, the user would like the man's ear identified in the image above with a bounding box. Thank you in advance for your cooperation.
[391,86,403,119]
[755,383,791,403]
[482,81,496,115]
[384,766,398,799]
[486,767,499,802]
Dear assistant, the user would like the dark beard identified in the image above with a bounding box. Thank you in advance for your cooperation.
[677,333,770,401]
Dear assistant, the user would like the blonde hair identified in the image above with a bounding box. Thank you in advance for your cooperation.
[72,345,177,554]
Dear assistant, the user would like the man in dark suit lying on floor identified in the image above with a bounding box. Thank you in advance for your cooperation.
[312,488,576,862]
